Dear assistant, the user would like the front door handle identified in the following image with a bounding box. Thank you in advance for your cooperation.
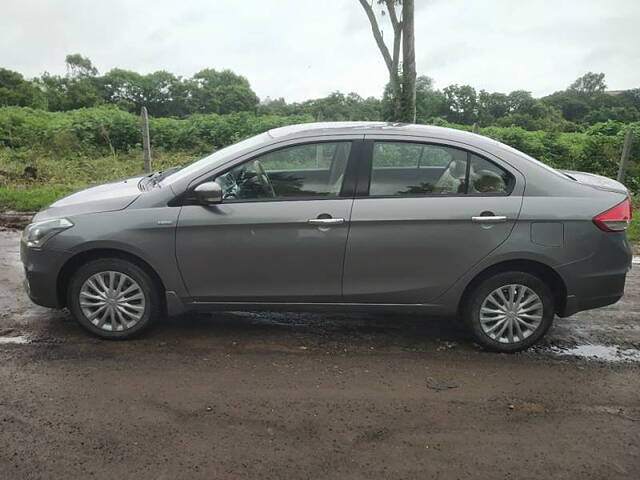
[472,215,507,224]
[308,218,345,226]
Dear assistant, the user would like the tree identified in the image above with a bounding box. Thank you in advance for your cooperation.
[357,0,416,122]
[543,73,616,124]
[189,69,259,114]
[569,72,606,95]
[65,54,98,78]
[619,89,640,110]
[401,0,416,122]
[443,84,477,124]
[357,0,402,119]
[36,55,102,110]
[0,68,44,108]
[98,69,189,116]
[413,76,446,122]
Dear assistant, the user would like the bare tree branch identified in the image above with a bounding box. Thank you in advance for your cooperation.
[357,0,394,75]
[384,0,400,30]
[386,1,403,119]
[387,0,402,78]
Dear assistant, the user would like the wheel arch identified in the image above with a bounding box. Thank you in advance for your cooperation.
[457,259,567,316]
[57,248,167,310]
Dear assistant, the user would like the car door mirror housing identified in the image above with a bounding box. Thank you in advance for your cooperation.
[194,182,223,205]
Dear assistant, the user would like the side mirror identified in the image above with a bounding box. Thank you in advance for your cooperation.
[194,182,223,205]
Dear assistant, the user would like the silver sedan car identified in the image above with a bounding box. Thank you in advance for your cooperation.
[20,122,633,352]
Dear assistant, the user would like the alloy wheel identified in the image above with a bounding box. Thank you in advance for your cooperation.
[479,284,544,344]
[79,271,146,332]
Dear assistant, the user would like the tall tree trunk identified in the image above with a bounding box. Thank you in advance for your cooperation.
[401,0,416,123]
[358,0,402,121]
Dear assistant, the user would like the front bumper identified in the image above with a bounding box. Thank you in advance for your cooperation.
[20,241,68,309]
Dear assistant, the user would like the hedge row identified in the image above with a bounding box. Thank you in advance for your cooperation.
[0,106,314,155]
[1,106,638,191]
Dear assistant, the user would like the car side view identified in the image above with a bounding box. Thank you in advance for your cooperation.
[20,122,633,352]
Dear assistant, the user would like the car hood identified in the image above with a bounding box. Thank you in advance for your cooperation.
[559,170,629,195]
[33,176,143,222]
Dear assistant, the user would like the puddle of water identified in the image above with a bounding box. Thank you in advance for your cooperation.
[0,335,30,345]
[548,344,640,362]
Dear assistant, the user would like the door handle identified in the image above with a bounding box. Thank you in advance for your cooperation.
[472,215,507,224]
[308,218,345,226]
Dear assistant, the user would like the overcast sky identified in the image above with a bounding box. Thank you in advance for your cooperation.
[1,0,639,101]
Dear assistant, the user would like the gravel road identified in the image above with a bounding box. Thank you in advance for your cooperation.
[0,230,638,479]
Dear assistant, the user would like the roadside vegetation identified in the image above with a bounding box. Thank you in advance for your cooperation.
[0,56,638,241]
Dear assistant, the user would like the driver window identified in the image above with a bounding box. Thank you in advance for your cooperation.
[215,142,352,201]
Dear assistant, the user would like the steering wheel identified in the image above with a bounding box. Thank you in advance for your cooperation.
[253,160,276,197]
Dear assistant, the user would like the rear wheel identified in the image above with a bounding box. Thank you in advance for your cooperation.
[67,258,160,339]
[464,271,554,353]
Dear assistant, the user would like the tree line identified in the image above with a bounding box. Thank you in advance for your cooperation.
[0,54,259,117]
[1,55,639,134]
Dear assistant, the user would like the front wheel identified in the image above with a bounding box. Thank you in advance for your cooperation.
[463,271,554,353]
[67,258,160,339]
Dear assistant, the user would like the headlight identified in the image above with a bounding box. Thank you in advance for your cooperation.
[22,218,74,248]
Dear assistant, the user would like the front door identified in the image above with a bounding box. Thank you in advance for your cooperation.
[343,139,524,304]
[176,140,356,302]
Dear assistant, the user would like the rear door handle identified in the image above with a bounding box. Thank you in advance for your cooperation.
[308,218,345,226]
[472,215,507,224]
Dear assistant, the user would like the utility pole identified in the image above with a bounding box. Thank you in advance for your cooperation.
[140,106,152,173]
[617,127,634,183]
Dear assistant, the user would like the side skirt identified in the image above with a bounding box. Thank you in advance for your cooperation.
[183,301,447,316]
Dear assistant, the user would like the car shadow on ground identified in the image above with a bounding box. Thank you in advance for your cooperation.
[33,308,473,353]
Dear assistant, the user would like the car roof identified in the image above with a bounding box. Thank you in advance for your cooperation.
[267,121,499,149]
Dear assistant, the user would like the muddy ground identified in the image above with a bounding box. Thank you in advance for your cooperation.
[0,229,638,479]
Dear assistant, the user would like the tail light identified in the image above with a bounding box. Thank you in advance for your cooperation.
[593,197,633,232]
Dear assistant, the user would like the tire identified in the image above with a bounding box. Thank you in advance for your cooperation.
[67,258,160,339]
[463,271,554,353]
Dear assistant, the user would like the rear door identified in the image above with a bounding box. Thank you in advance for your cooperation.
[342,136,524,304]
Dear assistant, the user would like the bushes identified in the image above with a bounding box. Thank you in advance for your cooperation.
[0,106,314,156]
[477,124,640,189]
[0,106,639,192]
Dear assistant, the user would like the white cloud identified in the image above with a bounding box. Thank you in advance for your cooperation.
[0,0,638,101]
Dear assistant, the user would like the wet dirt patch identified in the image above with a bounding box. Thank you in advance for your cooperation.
[0,333,30,344]
[507,399,550,414]
[0,211,33,230]
[546,344,640,363]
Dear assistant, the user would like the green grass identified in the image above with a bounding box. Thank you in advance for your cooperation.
[0,185,76,211]
[0,148,199,211]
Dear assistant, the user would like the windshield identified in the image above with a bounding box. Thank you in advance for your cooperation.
[159,132,271,184]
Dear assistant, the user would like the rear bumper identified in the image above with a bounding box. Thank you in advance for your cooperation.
[561,291,624,317]
[556,232,631,317]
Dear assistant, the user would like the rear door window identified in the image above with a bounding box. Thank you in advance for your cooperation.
[468,154,514,194]
[367,141,514,197]
[369,142,468,196]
